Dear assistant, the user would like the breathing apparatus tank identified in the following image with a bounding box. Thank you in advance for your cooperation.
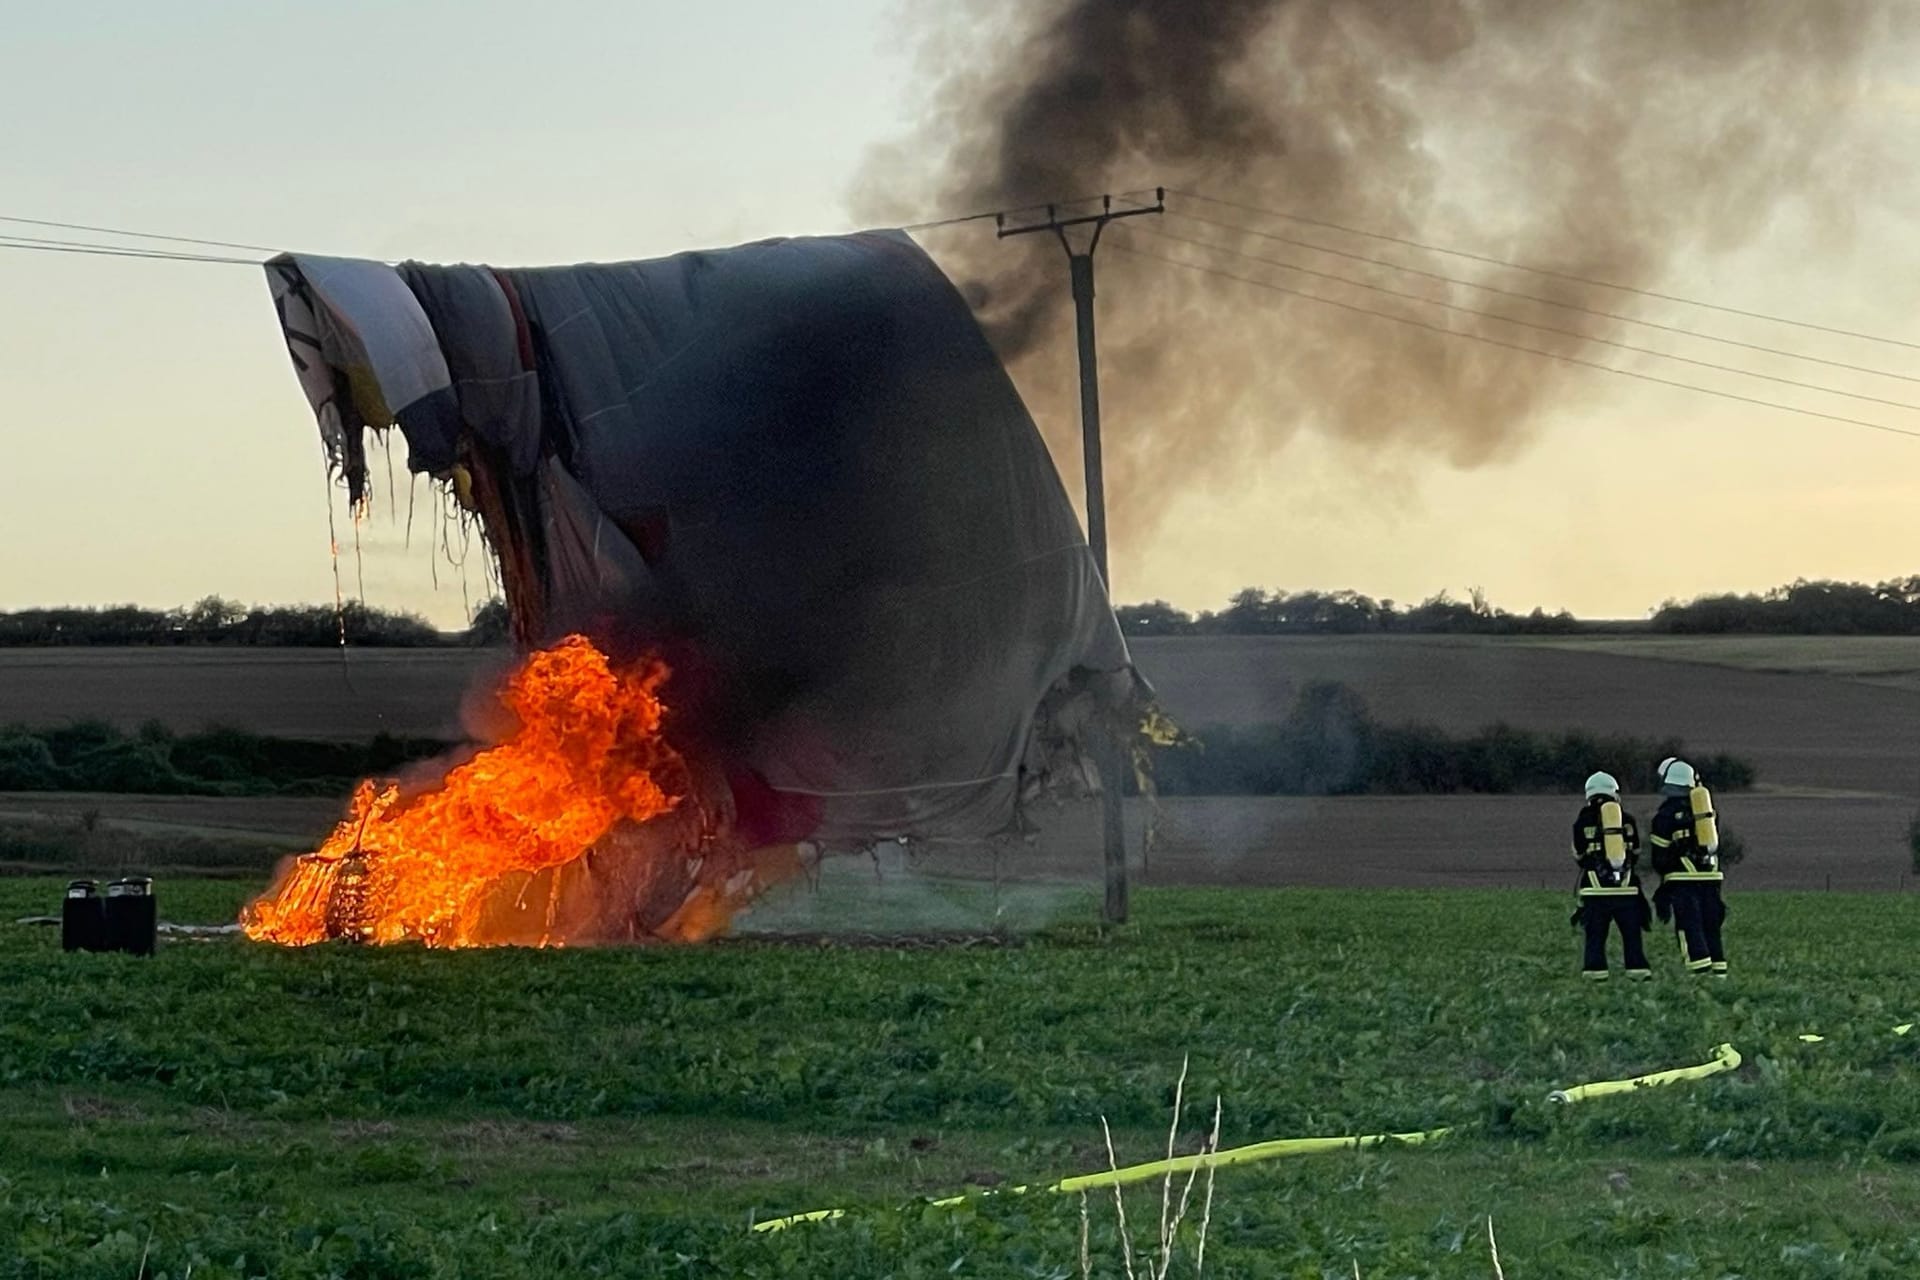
[1599,800,1627,871]
[1689,783,1718,853]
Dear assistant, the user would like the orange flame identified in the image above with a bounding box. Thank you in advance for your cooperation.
[242,635,796,948]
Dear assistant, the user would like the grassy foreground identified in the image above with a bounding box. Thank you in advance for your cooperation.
[2,881,1918,1278]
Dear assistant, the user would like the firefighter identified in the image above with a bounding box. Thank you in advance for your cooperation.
[1569,771,1650,980]
[1648,758,1727,977]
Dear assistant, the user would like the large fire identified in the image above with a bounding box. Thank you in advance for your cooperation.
[242,635,798,948]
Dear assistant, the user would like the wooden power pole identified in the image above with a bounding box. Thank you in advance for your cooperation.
[998,189,1165,924]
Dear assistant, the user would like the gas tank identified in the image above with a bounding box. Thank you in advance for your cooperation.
[1599,800,1627,871]
[1689,785,1718,853]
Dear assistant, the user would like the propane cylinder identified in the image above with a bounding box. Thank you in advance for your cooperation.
[1599,800,1627,871]
[62,879,108,952]
[1689,784,1719,853]
[105,877,157,956]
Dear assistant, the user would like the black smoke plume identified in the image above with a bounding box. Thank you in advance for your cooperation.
[858,0,1896,552]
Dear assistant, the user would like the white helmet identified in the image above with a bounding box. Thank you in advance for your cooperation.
[1657,756,1676,780]
[1584,771,1620,798]
[1661,759,1697,788]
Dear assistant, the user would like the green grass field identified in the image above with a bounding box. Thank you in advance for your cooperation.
[4,880,1918,1278]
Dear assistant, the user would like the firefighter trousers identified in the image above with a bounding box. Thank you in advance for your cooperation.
[1580,893,1650,978]
[1668,881,1727,975]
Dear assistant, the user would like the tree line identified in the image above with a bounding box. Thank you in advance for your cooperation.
[1117,587,1582,636]
[1121,576,1920,637]
[10,575,1920,645]
[0,597,508,647]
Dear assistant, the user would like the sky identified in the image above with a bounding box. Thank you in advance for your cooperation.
[3,1,1919,629]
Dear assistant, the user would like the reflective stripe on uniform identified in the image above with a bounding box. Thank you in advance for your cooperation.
[1578,886,1639,896]
[1664,871,1724,881]
[1648,834,1672,847]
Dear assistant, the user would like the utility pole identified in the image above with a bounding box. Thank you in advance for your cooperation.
[998,189,1165,924]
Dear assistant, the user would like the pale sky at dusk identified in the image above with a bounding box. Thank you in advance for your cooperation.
[4,2,1920,629]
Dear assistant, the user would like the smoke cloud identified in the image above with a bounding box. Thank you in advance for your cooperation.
[857,0,1897,553]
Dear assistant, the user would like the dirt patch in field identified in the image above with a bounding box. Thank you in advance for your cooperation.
[448,1120,581,1148]
[61,1095,145,1123]
[715,931,1021,950]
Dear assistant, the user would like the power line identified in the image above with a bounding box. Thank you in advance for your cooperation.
[0,208,1032,264]
[0,213,278,255]
[0,190,1162,267]
[1172,188,1920,354]
[1126,223,1920,416]
[1163,208,1920,388]
[899,211,1000,232]
[0,235,262,266]
[0,230,252,259]
[1106,239,1920,443]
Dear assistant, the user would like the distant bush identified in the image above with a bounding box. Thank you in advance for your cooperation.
[467,598,512,646]
[1141,681,1756,797]
[0,734,64,791]
[1717,826,1748,867]
[0,721,451,796]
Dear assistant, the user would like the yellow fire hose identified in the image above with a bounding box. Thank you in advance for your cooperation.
[752,1017,1916,1232]
[753,1043,1754,1233]
[1799,1024,1912,1044]
[752,1127,1452,1233]
[1052,1126,1452,1194]
[1545,1042,1741,1105]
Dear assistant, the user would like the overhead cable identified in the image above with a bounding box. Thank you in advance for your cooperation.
[1172,188,1920,353]
[1129,223,1920,415]
[1107,239,1920,443]
[0,235,262,266]
[1162,208,1920,386]
[0,212,278,255]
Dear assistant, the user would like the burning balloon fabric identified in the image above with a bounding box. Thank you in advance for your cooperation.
[242,635,796,947]
[259,232,1141,945]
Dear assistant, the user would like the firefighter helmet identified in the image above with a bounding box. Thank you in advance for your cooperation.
[1661,759,1697,788]
[1584,770,1620,798]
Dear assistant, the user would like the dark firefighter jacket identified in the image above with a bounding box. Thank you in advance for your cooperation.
[1570,797,1643,896]
[1649,794,1724,881]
